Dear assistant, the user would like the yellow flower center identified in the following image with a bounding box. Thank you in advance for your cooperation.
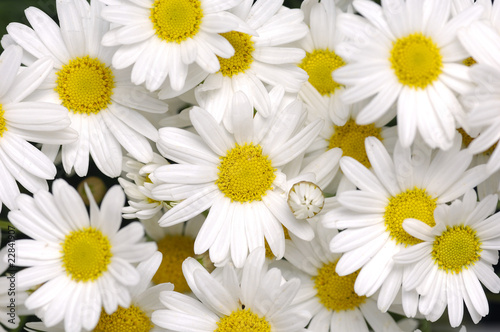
[216,143,276,203]
[152,235,195,293]
[432,225,482,274]
[61,227,112,282]
[264,226,290,259]
[55,56,115,115]
[328,119,383,168]
[313,260,366,311]
[384,187,437,246]
[389,33,442,89]
[299,49,345,95]
[462,57,477,67]
[458,128,497,156]
[94,305,153,332]
[215,308,271,332]
[0,105,7,137]
[150,0,203,43]
[218,31,255,77]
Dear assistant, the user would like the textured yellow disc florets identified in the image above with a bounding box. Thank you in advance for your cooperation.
[216,143,276,203]
[432,225,482,274]
[384,187,437,246]
[0,105,7,137]
[299,49,345,95]
[463,57,477,67]
[218,31,255,77]
[55,56,115,115]
[389,33,442,89]
[328,119,383,168]
[152,235,195,293]
[313,260,366,311]
[215,308,271,332]
[61,227,112,282]
[150,0,203,43]
[94,305,153,332]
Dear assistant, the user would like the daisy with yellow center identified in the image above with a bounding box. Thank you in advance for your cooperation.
[283,219,403,331]
[100,0,251,93]
[153,92,322,267]
[5,0,168,178]
[178,0,308,129]
[332,0,482,150]
[0,44,76,211]
[394,190,500,327]
[152,248,311,331]
[297,0,352,126]
[9,180,157,331]
[297,2,399,194]
[24,252,172,332]
[325,136,488,317]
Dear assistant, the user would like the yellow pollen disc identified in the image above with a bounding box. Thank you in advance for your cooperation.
[264,226,290,259]
[94,305,153,332]
[61,227,112,282]
[152,235,195,293]
[458,128,497,156]
[216,143,276,203]
[150,0,203,43]
[215,308,271,332]
[384,187,437,246]
[462,57,477,67]
[55,56,115,115]
[299,49,345,96]
[218,31,255,77]
[432,225,482,274]
[328,119,383,168]
[0,105,7,137]
[389,33,443,89]
[313,260,366,311]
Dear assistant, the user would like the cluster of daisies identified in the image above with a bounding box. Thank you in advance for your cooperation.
[1,0,500,331]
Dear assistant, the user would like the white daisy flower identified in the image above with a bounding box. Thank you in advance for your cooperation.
[297,0,350,125]
[99,0,251,92]
[282,219,404,332]
[0,45,76,211]
[152,247,311,331]
[333,0,482,150]
[324,136,488,317]
[188,0,308,128]
[118,153,174,220]
[152,92,323,267]
[3,0,168,178]
[394,190,500,327]
[9,179,157,331]
[25,252,172,332]
[458,20,500,175]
